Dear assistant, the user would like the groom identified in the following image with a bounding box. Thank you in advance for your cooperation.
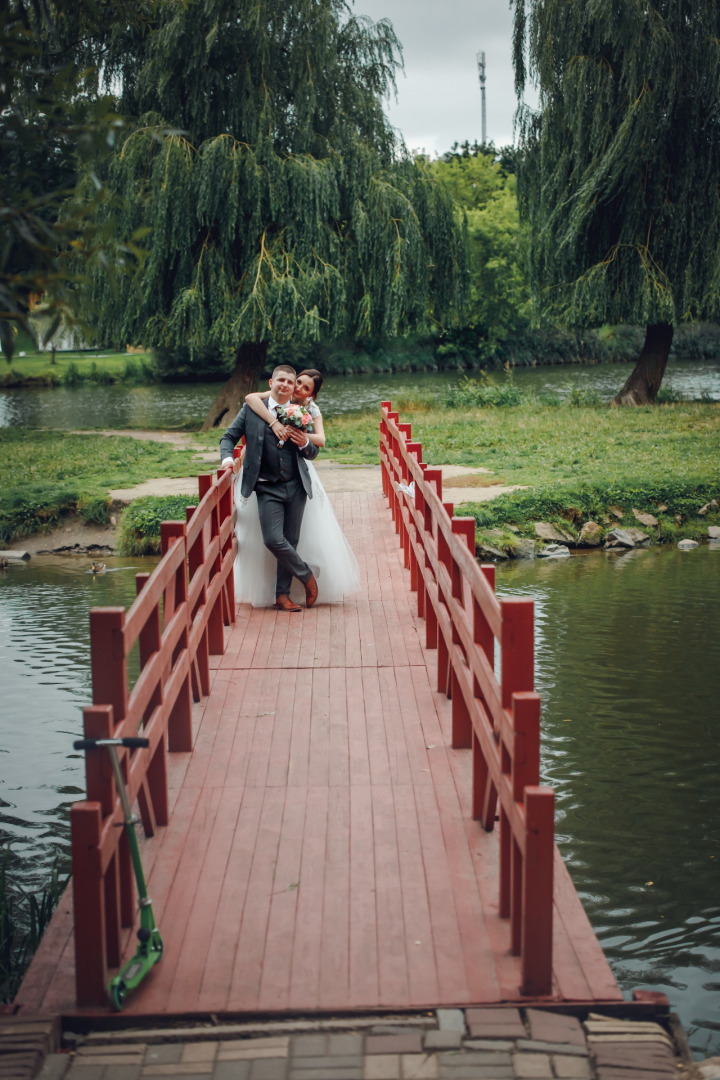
[220,365,320,612]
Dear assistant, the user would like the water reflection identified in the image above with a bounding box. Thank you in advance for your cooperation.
[1,358,719,430]
[497,546,720,1057]
[0,556,158,891]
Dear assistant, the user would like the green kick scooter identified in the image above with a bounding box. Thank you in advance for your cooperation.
[73,736,164,1010]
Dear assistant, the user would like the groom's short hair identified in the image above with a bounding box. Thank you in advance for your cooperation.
[271,364,297,380]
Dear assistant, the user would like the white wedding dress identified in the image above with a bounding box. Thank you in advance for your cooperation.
[233,461,361,606]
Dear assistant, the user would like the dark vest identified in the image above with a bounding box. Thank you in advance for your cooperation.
[257,423,301,484]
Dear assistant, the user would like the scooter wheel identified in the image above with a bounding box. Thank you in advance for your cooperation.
[111,980,127,1011]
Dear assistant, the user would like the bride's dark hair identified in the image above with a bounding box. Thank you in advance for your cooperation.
[297,368,324,399]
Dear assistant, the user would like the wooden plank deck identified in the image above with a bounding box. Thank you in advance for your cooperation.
[17,488,622,1018]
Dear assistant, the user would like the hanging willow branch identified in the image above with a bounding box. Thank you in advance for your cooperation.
[512,0,720,329]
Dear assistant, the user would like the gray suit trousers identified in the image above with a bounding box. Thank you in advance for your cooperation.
[255,477,312,598]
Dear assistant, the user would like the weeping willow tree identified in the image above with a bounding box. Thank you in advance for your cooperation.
[84,0,466,428]
[0,0,155,359]
[512,0,720,404]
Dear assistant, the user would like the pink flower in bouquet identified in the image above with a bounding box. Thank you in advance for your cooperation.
[276,402,314,432]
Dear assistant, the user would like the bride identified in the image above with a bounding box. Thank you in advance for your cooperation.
[233,368,361,606]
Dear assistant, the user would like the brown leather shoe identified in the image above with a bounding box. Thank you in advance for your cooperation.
[304,573,319,608]
[275,594,302,612]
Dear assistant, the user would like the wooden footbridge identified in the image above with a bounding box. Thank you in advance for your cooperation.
[16,404,624,1020]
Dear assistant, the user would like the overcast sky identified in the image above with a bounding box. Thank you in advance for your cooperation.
[355,0,523,157]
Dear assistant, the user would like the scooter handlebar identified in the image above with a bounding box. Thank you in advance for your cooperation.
[73,737,150,751]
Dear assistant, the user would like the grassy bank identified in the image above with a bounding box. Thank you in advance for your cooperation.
[1,401,718,552]
[0,350,156,388]
[373,399,720,552]
[0,429,201,547]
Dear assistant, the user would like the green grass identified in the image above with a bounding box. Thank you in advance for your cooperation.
[0,430,203,545]
[0,350,157,387]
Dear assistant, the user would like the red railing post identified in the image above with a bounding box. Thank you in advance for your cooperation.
[186,506,210,700]
[500,597,534,705]
[135,572,169,830]
[90,608,128,722]
[522,787,555,996]
[200,473,225,655]
[161,521,193,752]
[217,469,236,624]
[71,801,106,1006]
[450,519,476,749]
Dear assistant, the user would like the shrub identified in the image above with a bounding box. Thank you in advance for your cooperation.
[0,487,79,546]
[444,372,527,409]
[0,848,68,1002]
[77,496,111,526]
[117,494,200,555]
[62,362,82,386]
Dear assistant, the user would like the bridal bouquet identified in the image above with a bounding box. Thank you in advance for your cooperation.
[276,403,314,432]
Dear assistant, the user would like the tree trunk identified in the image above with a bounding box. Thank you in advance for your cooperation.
[200,341,269,431]
[611,323,674,406]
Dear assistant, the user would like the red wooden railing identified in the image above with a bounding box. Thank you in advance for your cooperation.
[380,402,555,996]
[71,468,236,1005]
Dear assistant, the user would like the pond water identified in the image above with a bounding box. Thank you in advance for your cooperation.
[1,357,719,430]
[0,545,718,1054]
[495,545,720,1057]
[0,556,158,892]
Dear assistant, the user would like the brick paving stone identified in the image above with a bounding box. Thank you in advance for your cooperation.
[592,1044,675,1069]
[216,1050,288,1063]
[364,1055,401,1080]
[436,1013,465,1034]
[438,1053,512,1067]
[401,1053,439,1079]
[423,1033,462,1052]
[183,1045,218,1065]
[291,1036,327,1058]
[513,1053,553,1078]
[144,1046,184,1066]
[371,1029,426,1038]
[37,1052,71,1080]
[286,1056,363,1070]
[465,1010,525,1042]
[289,1069,362,1080]
[248,1060,287,1080]
[552,1055,591,1079]
[78,1048,146,1059]
[75,1054,144,1066]
[212,1062,251,1080]
[144,1075,209,1080]
[142,1065,214,1075]
[516,1043,589,1057]
[525,1015,584,1049]
[66,1066,105,1080]
[327,1035,364,1057]
[594,1071,675,1080]
[438,1067,513,1079]
[366,1037,423,1056]
[91,1067,141,1080]
[222,1041,289,1056]
[463,1041,515,1053]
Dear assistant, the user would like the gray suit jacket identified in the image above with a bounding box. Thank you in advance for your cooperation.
[220,404,319,499]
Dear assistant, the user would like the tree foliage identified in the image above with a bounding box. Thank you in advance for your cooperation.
[429,147,529,359]
[0,1,156,360]
[81,0,467,423]
[512,0,720,331]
